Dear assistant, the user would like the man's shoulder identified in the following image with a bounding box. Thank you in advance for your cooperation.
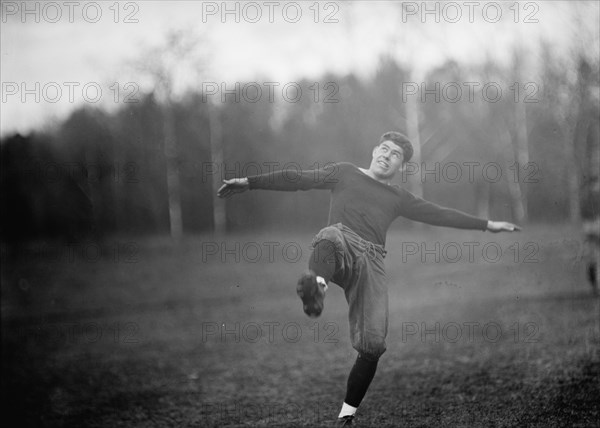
[332,162,359,171]
[322,162,359,178]
[388,183,418,201]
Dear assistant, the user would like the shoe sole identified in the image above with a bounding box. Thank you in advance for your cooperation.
[296,271,324,318]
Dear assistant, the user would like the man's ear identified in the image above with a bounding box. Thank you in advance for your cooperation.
[372,145,378,157]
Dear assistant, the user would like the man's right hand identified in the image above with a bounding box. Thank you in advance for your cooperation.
[217,178,250,198]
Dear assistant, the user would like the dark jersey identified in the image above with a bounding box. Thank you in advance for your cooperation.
[248,162,488,246]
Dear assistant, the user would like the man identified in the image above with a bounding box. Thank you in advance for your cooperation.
[217,131,519,426]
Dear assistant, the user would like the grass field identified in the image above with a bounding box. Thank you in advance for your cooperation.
[2,224,599,427]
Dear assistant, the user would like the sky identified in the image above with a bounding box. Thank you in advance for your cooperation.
[1,0,599,137]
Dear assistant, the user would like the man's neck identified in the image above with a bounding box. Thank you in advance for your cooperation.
[358,167,392,186]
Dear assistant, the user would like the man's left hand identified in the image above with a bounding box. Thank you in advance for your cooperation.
[487,221,521,233]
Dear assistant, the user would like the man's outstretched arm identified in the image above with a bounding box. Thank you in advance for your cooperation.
[399,190,521,233]
[217,162,343,198]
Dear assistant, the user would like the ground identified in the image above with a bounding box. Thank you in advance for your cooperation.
[2,224,599,427]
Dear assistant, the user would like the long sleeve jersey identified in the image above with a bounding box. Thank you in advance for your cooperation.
[247,162,488,246]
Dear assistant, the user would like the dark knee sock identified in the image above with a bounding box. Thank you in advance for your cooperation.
[344,354,379,408]
[308,240,337,283]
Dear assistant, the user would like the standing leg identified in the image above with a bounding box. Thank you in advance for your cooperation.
[339,353,379,417]
[337,250,388,425]
[298,225,388,426]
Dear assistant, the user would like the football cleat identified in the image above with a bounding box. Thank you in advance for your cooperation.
[334,415,355,426]
[296,270,327,318]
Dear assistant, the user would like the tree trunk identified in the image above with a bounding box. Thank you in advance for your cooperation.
[500,129,526,223]
[208,105,226,235]
[510,48,529,222]
[163,101,183,240]
[404,70,423,197]
[513,99,529,222]
[476,181,491,219]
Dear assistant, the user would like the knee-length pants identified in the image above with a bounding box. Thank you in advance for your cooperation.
[311,223,388,360]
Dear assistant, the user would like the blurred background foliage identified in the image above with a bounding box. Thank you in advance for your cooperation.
[1,45,599,243]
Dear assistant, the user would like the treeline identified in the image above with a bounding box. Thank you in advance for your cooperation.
[1,53,599,242]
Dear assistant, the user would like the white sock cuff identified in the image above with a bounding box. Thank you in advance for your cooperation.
[338,402,357,418]
[316,275,328,290]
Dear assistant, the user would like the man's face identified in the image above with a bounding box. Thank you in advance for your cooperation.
[369,140,404,179]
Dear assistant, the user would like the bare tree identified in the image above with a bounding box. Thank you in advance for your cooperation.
[540,3,599,223]
[135,29,209,239]
[499,47,530,224]
[543,49,592,224]
[207,102,226,235]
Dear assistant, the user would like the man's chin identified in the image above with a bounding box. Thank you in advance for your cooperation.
[373,169,395,180]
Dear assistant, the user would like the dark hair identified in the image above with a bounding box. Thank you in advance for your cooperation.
[378,131,413,163]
